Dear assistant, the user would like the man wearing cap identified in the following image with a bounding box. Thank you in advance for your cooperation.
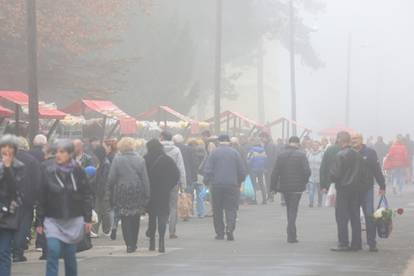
[271,136,311,243]
[204,134,247,241]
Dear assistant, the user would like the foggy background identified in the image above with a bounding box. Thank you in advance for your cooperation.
[1,0,413,140]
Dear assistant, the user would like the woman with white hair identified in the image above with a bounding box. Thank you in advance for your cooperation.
[107,137,150,253]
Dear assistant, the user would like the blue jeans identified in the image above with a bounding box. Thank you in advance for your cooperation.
[307,182,322,206]
[46,238,77,276]
[392,168,405,193]
[186,183,205,218]
[0,229,14,276]
[360,188,376,248]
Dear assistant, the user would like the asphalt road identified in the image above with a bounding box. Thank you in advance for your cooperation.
[13,186,414,276]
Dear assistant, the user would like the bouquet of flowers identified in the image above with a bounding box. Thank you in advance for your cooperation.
[372,196,404,239]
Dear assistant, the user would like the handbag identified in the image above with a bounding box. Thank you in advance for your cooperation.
[376,195,393,239]
[242,176,255,200]
[0,201,22,230]
[324,184,336,207]
[76,233,93,252]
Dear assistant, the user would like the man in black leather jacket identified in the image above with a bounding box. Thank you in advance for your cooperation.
[330,131,364,252]
[271,136,311,243]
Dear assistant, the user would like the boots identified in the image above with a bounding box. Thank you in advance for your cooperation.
[159,238,165,253]
[149,237,156,251]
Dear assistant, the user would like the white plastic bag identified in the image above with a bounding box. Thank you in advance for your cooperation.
[325,183,336,207]
[91,210,99,224]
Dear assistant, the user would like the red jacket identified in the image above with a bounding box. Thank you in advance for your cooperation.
[384,143,409,170]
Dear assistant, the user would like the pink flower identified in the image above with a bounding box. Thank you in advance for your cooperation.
[397,208,404,215]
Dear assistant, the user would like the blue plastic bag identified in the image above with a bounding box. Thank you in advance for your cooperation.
[242,176,255,200]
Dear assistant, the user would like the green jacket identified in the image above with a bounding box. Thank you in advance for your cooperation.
[320,144,341,190]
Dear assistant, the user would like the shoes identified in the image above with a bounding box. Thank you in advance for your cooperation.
[149,238,156,251]
[159,238,165,253]
[110,229,117,240]
[90,231,98,238]
[126,246,137,253]
[35,247,43,252]
[169,234,178,239]
[226,232,234,241]
[287,239,299,244]
[331,245,351,252]
[215,235,225,240]
[350,246,362,252]
[13,255,27,263]
[369,246,379,252]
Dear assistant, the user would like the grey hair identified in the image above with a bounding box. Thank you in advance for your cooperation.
[54,139,75,154]
[18,137,30,151]
[33,134,47,146]
[172,134,184,144]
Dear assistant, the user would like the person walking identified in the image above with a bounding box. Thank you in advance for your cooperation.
[29,134,47,163]
[144,139,180,253]
[160,131,186,239]
[329,132,364,252]
[247,140,267,205]
[384,135,409,195]
[373,136,388,169]
[271,136,311,243]
[352,134,386,252]
[91,146,112,237]
[36,139,93,276]
[188,139,207,218]
[73,139,93,168]
[204,134,247,241]
[260,132,278,202]
[307,140,324,208]
[0,135,25,276]
[107,137,150,253]
[13,137,41,263]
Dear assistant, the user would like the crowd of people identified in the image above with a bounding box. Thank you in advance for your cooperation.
[0,129,412,276]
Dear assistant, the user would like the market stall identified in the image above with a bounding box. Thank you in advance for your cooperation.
[63,99,137,139]
[265,117,311,141]
[0,90,67,137]
[318,124,356,137]
[206,110,266,136]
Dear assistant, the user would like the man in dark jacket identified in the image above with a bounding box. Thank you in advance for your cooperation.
[330,131,364,252]
[260,132,278,202]
[28,134,47,163]
[352,134,386,252]
[13,137,41,262]
[204,134,247,241]
[373,136,388,169]
[271,136,311,243]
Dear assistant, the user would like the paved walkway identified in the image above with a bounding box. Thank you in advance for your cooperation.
[13,187,414,276]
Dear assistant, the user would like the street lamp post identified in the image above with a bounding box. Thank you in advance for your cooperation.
[26,0,39,142]
[289,0,297,136]
[345,33,352,127]
[214,0,223,134]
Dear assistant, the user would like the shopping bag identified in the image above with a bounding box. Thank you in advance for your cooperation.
[77,234,93,252]
[324,184,336,207]
[376,196,393,239]
[242,176,255,201]
[178,192,193,220]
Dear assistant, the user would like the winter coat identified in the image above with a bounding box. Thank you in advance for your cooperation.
[263,141,278,172]
[91,158,110,200]
[358,145,386,192]
[203,143,247,188]
[330,146,364,192]
[319,144,341,190]
[384,142,409,170]
[161,141,186,188]
[37,159,93,226]
[28,145,45,163]
[16,150,40,208]
[107,151,150,216]
[247,146,267,174]
[189,144,206,183]
[175,143,193,187]
[0,159,25,218]
[373,141,389,166]
[271,145,311,193]
[144,153,180,216]
[307,150,323,184]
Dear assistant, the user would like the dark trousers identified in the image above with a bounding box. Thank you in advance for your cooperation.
[283,192,302,241]
[147,213,168,239]
[360,188,376,248]
[336,188,362,248]
[121,214,141,249]
[211,186,240,236]
[251,172,267,203]
[13,206,33,257]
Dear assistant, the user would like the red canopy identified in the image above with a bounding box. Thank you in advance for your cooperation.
[0,91,67,120]
[0,106,14,118]
[137,105,196,123]
[64,99,137,134]
[319,125,356,137]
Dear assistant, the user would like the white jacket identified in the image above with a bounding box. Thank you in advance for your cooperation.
[161,141,187,189]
